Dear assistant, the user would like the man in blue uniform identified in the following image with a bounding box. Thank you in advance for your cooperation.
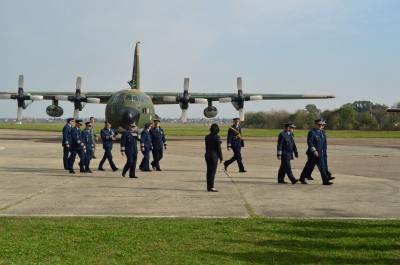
[68,119,86,174]
[299,119,333,185]
[139,122,153,172]
[120,122,139,178]
[82,121,94,173]
[277,122,299,184]
[150,119,167,171]
[98,121,118,172]
[224,118,246,173]
[62,117,74,170]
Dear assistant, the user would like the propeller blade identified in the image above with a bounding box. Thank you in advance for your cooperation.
[184,78,189,91]
[73,109,80,120]
[163,96,177,102]
[30,95,43,101]
[239,108,245,121]
[0,94,11,99]
[219,97,232,103]
[55,95,69,101]
[237,77,242,91]
[18,75,24,89]
[86,98,100,104]
[192,98,207,104]
[17,107,23,121]
[248,95,262,101]
[181,109,188,123]
[76,76,82,90]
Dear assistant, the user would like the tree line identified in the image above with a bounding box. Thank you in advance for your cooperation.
[242,101,400,130]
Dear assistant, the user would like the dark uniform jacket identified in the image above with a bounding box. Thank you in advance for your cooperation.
[205,134,223,160]
[306,128,325,157]
[101,128,116,149]
[227,125,242,148]
[70,126,85,151]
[277,131,298,160]
[62,124,72,147]
[82,129,93,152]
[120,130,139,155]
[140,130,152,151]
[150,127,166,150]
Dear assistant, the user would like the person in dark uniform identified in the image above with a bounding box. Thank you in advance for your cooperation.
[277,122,299,184]
[139,122,153,172]
[68,119,86,173]
[224,118,246,173]
[205,123,223,192]
[299,119,333,185]
[120,122,139,178]
[150,119,167,171]
[98,121,118,172]
[62,117,74,170]
[82,121,94,173]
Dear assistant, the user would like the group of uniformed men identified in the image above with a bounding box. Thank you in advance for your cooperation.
[62,116,333,186]
[62,118,167,178]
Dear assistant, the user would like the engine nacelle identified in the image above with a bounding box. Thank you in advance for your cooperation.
[231,101,240,111]
[203,106,218,118]
[46,105,64,117]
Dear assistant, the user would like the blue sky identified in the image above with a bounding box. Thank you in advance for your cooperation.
[1,0,399,119]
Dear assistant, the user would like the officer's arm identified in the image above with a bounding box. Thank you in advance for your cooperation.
[62,127,69,146]
[293,137,298,158]
[162,130,167,148]
[277,133,283,160]
[227,129,232,149]
[307,131,318,156]
[100,130,107,141]
[120,132,126,154]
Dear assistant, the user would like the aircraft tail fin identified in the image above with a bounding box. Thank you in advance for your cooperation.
[128,42,140,90]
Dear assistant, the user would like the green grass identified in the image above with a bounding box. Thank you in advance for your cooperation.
[1,123,400,138]
[0,217,398,264]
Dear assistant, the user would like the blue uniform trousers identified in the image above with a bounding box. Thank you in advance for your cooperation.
[139,150,151,171]
[299,154,329,182]
[68,149,85,172]
[84,151,93,171]
[151,149,163,170]
[225,144,244,171]
[99,148,117,170]
[123,154,138,177]
[63,146,70,170]
[278,159,297,183]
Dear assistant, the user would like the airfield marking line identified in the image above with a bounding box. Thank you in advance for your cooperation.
[223,169,257,218]
[0,179,73,212]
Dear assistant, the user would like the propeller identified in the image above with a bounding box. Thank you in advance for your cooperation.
[218,77,262,121]
[55,76,100,119]
[0,75,43,122]
[162,78,207,122]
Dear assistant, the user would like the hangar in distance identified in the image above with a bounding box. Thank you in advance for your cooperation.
[0,42,335,132]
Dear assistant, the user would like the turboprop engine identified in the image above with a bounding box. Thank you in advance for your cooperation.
[203,106,218,118]
[46,105,64,117]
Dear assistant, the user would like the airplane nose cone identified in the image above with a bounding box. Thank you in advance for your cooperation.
[117,107,140,129]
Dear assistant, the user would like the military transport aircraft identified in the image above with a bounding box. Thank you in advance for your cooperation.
[0,42,335,133]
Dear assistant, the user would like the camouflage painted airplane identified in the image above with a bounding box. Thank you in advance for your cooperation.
[0,42,335,132]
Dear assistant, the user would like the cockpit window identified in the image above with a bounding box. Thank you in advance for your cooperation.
[133,96,138,101]
[125,95,132,101]
[112,93,121,103]
[139,95,146,103]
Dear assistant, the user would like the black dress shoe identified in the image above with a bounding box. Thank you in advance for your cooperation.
[300,180,308,184]
[69,170,75,174]
[93,156,97,159]
[306,176,314,180]
[151,162,156,170]
[278,181,288,184]
[129,176,138,178]
[223,163,228,171]
[156,169,162,171]
[292,179,299,185]
[208,188,218,192]
[80,170,86,173]
[328,176,335,180]
[323,181,333,185]
[122,172,126,177]
[239,170,247,173]
[113,168,119,172]
[87,170,93,173]
[98,168,105,171]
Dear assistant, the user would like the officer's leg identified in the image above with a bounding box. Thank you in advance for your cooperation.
[123,154,133,176]
[277,160,286,182]
[63,146,70,170]
[129,155,138,177]
[299,155,317,181]
[99,149,107,169]
[154,150,161,170]
[324,155,332,177]
[85,151,93,171]
[281,159,296,183]
[144,150,151,170]
[233,147,244,171]
[139,151,146,170]
[151,149,157,169]
[77,150,85,172]
[106,149,117,170]
[316,157,329,182]
[68,151,77,172]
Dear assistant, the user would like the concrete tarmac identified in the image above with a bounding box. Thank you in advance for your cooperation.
[0,129,399,219]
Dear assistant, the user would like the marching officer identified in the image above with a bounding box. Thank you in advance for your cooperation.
[82,121,94,173]
[224,118,246,172]
[62,117,74,170]
[98,121,118,172]
[68,119,86,173]
[277,122,299,184]
[139,122,153,172]
[299,118,333,185]
[150,119,167,171]
[120,122,139,178]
